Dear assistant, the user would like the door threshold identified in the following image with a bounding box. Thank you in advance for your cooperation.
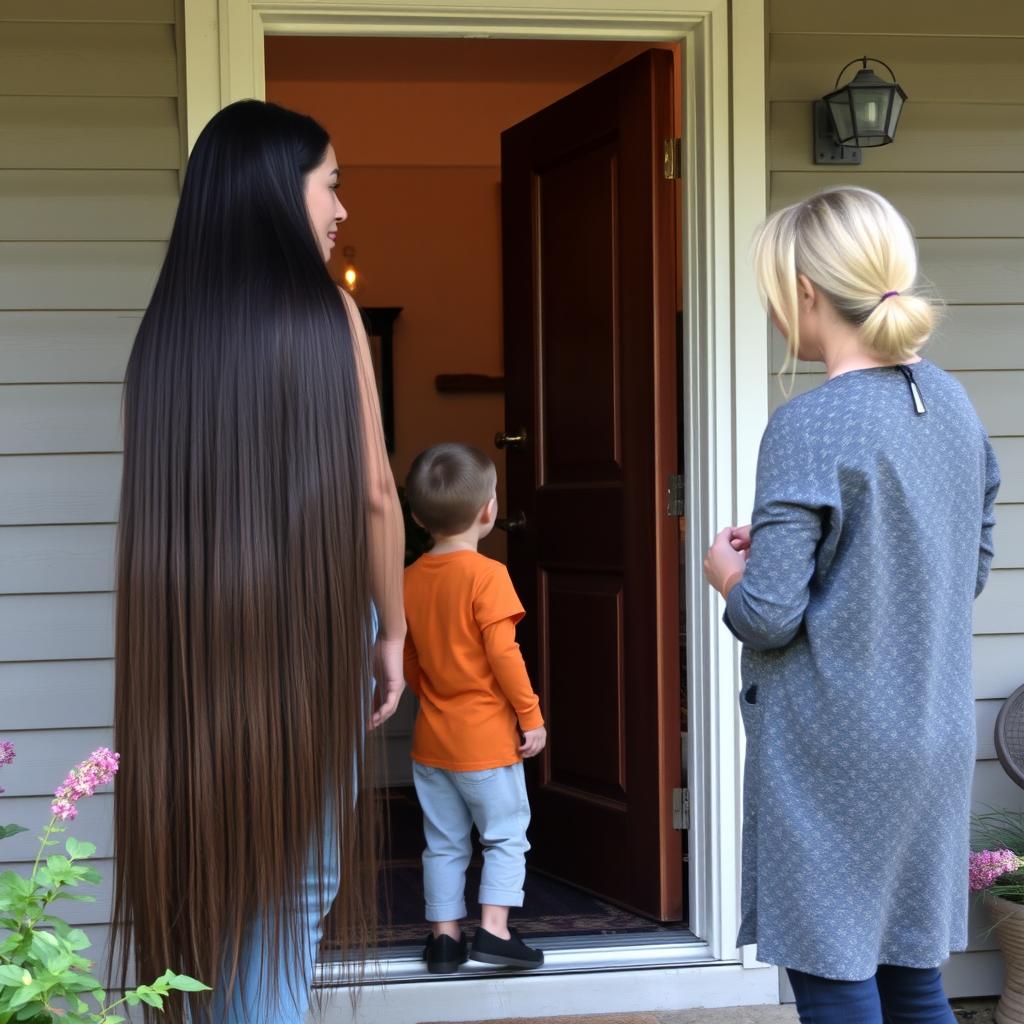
[316,929,713,986]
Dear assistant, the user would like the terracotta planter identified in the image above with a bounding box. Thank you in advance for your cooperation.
[988,894,1024,1024]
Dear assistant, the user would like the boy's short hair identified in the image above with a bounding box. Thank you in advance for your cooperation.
[405,443,497,536]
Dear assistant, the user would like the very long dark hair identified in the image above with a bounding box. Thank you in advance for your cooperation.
[112,100,379,1019]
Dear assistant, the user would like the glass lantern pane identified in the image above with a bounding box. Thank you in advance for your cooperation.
[828,95,855,144]
[852,87,890,135]
[886,91,906,137]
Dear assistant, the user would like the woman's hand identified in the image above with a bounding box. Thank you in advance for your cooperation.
[370,636,406,729]
[704,526,749,598]
[729,524,752,552]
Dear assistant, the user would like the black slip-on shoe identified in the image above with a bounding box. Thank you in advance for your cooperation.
[468,927,544,970]
[424,931,469,974]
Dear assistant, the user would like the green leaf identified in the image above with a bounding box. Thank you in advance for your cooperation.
[166,974,211,993]
[69,868,101,887]
[6,982,40,1010]
[100,1016,126,1023]
[0,874,33,900]
[49,892,95,904]
[0,827,28,842]
[123,993,139,1007]
[63,838,96,862]
[138,989,163,1009]
[0,965,31,986]
[63,929,90,952]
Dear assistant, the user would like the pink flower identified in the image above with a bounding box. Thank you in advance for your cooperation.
[50,748,119,822]
[0,740,13,794]
[969,848,1022,892]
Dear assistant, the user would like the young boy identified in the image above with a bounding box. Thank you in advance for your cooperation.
[403,442,547,975]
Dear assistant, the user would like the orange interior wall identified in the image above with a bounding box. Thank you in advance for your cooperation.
[266,37,680,560]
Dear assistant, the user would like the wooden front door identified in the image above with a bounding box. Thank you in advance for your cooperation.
[500,50,682,921]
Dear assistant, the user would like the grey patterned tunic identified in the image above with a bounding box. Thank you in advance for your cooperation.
[725,359,1000,981]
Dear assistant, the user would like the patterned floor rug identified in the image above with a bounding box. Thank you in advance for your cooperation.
[323,789,680,948]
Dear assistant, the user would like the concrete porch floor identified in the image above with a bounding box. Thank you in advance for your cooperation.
[424,999,997,1024]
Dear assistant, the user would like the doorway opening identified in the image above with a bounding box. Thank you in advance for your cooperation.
[265,34,691,968]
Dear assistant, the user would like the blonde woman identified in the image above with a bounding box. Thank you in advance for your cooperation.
[703,187,1000,1023]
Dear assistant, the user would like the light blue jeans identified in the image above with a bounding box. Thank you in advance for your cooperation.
[189,808,341,1024]
[192,611,376,1023]
[413,761,531,920]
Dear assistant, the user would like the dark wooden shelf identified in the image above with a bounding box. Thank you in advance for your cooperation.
[435,374,506,394]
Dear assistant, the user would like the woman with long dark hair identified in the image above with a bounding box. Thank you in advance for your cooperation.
[112,100,406,1023]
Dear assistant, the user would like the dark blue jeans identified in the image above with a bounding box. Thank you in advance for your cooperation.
[788,965,957,1024]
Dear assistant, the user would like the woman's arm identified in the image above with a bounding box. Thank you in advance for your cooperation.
[721,411,827,652]
[976,436,1001,598]
[341,291,407,725]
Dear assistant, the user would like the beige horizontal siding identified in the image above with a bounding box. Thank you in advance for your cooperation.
[0,243,164,309]
[769,35,1024,105]
[0,97,179,169]
[0,313,138,383]
[771,172,1024,237]
[771,308,1024,373]
[0,3,180,950]
[0,525,117,593]
[770,103,1024,173]
[0,23,177,97]
[974,635,1024,699]
[0,171,178,241]
[0,726,114,796]
[0,455,122,525]
[0,794,113,860]
[0,0,174,23]
[0,593,115,662]
[976,571,1024,635]
[768,0,1024,36]
[0,385,123,454]
[0,660,114,729]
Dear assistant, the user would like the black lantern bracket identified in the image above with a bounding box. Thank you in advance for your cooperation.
[813,99,861,165]
[814,56,906,166]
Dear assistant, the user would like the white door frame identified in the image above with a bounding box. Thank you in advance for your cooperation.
[181,0,770,1005]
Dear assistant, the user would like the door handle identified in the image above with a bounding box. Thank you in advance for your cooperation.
[496,511,527,534]
[495,429,528,450]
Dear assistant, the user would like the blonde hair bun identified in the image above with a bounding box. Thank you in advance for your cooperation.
[753,186,937,365]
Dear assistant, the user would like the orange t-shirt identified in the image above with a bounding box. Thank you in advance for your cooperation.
[403,550,544,770]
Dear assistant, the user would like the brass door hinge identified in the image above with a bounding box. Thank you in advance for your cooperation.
[672,787,690,830]
[663,137,683,180]
[667,474,685,517]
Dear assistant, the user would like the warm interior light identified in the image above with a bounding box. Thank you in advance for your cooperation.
[341,246,359,293]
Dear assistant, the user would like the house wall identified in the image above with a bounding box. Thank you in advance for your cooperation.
[0,0,184,973]
[767,0,1024,997]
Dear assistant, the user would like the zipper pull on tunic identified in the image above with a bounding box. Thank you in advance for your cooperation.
[897,364,927,415]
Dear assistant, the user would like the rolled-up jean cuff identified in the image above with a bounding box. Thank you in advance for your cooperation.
[426,900,467,922]
[477,887,525,908]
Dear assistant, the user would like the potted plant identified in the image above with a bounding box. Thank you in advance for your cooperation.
[0,741,208,1022]
[972,810,1024,1024]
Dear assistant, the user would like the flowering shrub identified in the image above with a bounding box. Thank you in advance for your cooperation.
[971,810,1024,904]
[970,849,1024,892]
[0,742,209,1022]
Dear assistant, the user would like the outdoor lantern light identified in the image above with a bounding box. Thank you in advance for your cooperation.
[813,57,907,165]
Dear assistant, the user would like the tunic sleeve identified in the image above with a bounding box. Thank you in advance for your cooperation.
[724,407,830,652]
[976,436,1001,598]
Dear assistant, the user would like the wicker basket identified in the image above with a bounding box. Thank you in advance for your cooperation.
[988,894,1024,1024]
